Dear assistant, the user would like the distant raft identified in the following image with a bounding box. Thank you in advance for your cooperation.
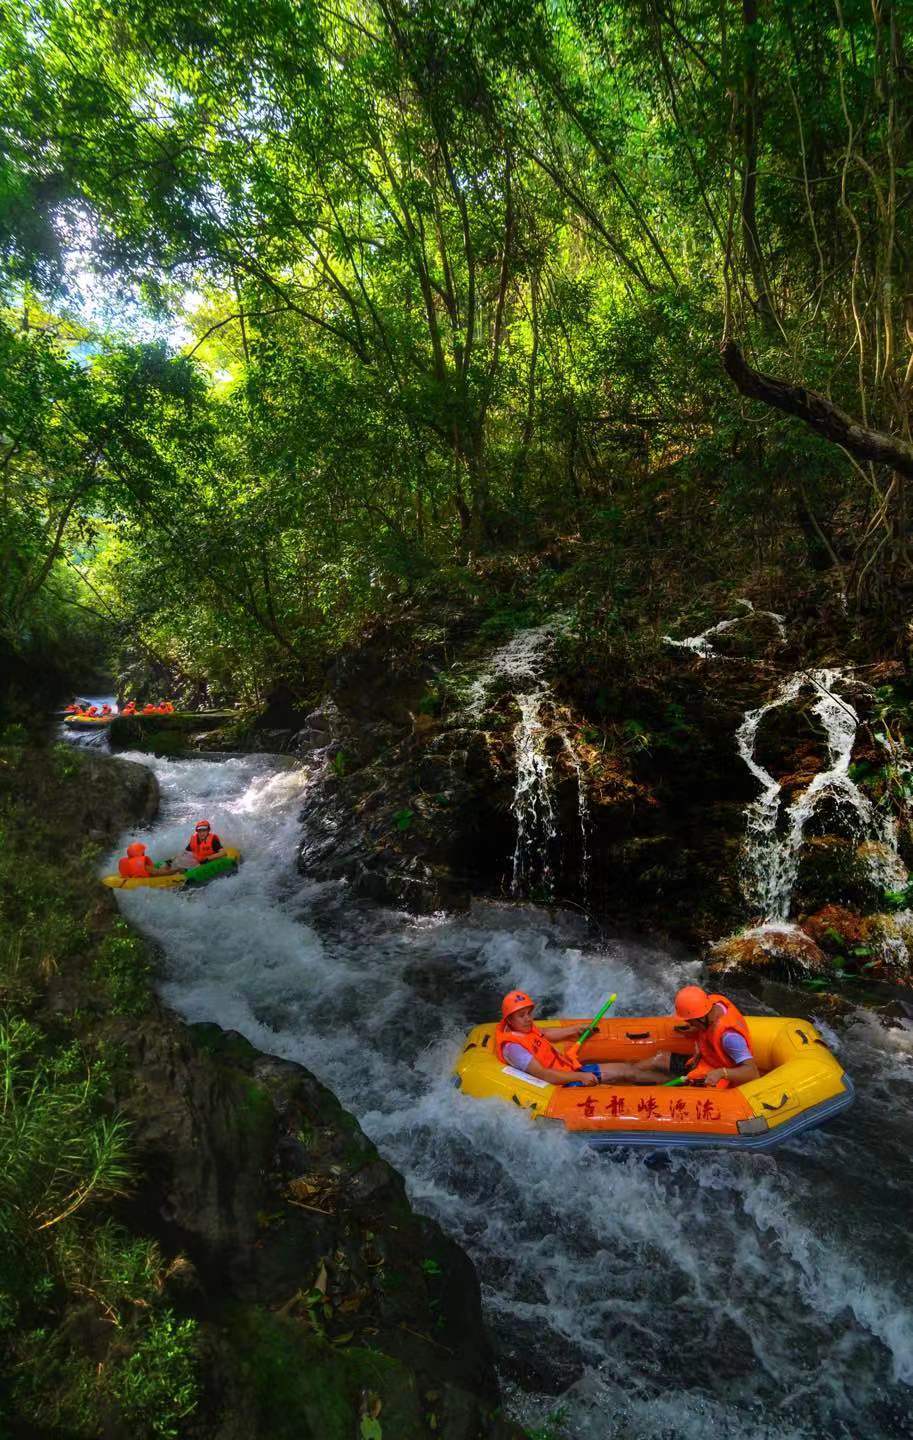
[101,848,241,891]
[65,714,113,730]
[453,1013,853,1151]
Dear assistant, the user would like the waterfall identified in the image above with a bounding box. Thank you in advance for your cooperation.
[736,668,907,920]
[466,625,591,902]
[510,690,558,895]
[664,598,786,659]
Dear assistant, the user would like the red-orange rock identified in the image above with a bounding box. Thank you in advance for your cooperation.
[800,904,866,952]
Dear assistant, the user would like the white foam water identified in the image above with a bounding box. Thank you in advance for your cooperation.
[736,670,908,921]
[465,626,591,900]
[664,599,786,660]
[101,747,913,1440]
[511,690,558,895]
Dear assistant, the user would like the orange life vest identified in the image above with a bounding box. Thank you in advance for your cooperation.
[119,855,154,878]
[689,994,753,1083]
[494,1022,579,1072]
[188,831,220,861]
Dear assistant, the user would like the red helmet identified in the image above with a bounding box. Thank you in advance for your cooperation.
[126,842,146,857]
[501,989,535,1021]
[195,820,211,832]
[675,985,713,1021]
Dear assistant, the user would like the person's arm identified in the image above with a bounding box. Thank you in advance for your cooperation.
[702,1033,760,1087]
[541,1022,587,1042]
[525,1057,597,1086]
[211,836,222,852]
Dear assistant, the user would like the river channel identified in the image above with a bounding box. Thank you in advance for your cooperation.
[91,743,913,1439]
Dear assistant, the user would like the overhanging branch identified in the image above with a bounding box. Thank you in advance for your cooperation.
[721,341,913,479]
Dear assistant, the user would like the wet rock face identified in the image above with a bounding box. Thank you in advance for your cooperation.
[296,709,516,913]
[54,750,159,838]
[793,836,897,913]
[114,1018,510,1438]
[293,613,771,940]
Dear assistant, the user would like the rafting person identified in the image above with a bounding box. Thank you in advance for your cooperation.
[642,985,761,1088]
[184,819,223,865]
[495,991,660,1088]
[117,842,180,878]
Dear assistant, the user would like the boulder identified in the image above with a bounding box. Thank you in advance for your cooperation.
[793,836,899,913]
[800,904,866,952]
[707,924,829,981]
[859,912,913,978]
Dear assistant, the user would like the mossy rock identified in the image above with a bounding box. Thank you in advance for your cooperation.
[228,1309,426,1440]
[109,711,237,750]
[792,836,898,913]
[708,925,828,981]
[859,912,913,978]
[799,904,866,953]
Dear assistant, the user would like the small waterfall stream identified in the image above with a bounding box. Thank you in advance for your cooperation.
[466,625,591,902]
[663,598,786,658]
[736,669,907,922]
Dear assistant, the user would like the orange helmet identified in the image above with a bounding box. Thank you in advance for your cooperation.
[501,989,535,1021]
[126,842,146,857]
[675,985,713,1021]
[195,820,211,831]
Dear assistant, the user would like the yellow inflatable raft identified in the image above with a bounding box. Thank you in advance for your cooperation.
[65,714,113,729]
[453,1013,853,1151]
[102,848,241,890]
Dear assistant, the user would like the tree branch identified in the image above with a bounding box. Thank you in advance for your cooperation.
[721,341,913,477]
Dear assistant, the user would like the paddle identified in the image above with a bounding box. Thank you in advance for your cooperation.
[565,992,617,1067]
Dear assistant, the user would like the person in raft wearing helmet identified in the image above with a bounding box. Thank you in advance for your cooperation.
[655,985,761,1089]
[184,819,223,865]
[496,991,662,1088]
[118,842,180,878]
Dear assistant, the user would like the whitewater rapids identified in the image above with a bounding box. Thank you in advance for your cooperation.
[104,750,913,1440]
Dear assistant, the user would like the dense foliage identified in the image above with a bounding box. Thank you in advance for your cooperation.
[1,0,911,705]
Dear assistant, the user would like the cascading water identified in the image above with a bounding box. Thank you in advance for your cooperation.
[467,625,591,901]
[98,743,913,1440]
[663,598,786,659]
[736,669,907,922]
[510,689,558,895]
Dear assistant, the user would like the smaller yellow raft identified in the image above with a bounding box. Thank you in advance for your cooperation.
[102,848,241,891]
[454,1013,853,1151]
[65,714,113,730]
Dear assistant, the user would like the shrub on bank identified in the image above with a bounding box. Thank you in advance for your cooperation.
[0,738,200,1437]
